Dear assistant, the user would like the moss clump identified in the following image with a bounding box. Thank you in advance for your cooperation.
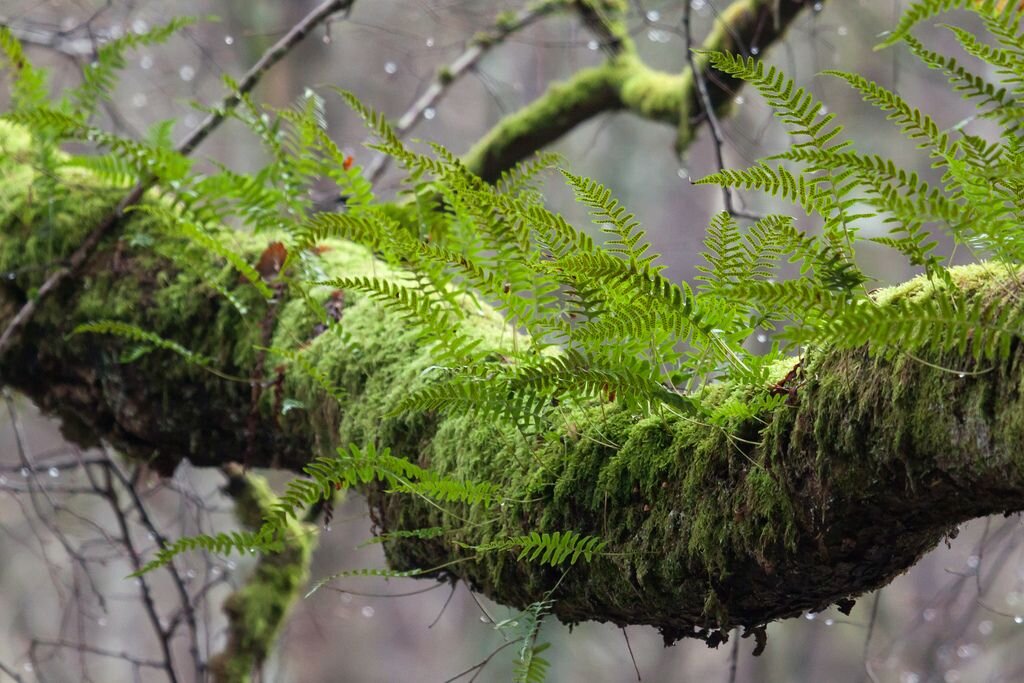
[209,468,316,683]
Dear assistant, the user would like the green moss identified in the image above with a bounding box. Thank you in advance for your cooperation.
[210,470,316,683]
[615,57,686,125]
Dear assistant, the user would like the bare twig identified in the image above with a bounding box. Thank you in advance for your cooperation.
[0,0,356,358]
[364,2,556,184]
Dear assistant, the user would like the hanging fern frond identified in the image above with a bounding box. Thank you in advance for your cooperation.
[71,320,213,367]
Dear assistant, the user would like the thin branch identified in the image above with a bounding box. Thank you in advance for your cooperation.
[0,0,356,358]
[365,1,558,183]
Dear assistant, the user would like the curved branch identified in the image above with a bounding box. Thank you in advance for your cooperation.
[3,166,1023,642]
[463,0,819,182]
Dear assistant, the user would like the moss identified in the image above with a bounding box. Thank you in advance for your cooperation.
[210,469,316,683]
[462,65,621,181]
[615,56,686,125]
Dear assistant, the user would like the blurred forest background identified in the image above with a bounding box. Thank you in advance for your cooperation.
[1,0,1023,681]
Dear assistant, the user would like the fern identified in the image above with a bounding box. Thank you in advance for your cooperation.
[71,321,213,367]
[471,530,607,567]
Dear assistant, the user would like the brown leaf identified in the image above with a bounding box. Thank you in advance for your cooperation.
[255,241,288,281]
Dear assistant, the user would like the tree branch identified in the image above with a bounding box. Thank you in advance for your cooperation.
[462,0,819,182]
[208,464,316,683]
[0,0,356,359]
[3,165,1023,642]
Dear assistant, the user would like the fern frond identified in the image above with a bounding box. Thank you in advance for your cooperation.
[823,70,953,158]
[561,171,659,271]
[0,28,50,109]
[71,320,213,367]
[473,530,607,567]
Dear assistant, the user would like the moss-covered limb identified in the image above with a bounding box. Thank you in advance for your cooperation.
[462,0,819,181]
[4,163,1024,640]
[209,464,316,683]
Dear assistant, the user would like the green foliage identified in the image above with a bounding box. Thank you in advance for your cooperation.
[7,6,1024,678]
[470,530,608,567]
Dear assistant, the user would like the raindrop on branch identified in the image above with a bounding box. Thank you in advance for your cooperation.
[361,605,375,618]
[47,467,59,478]
[587,39,599,51]
[224,35,234,46]
[646,9,661,22]
[423,107,436,120]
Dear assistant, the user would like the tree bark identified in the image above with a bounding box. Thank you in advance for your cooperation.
[3,153,1023,643]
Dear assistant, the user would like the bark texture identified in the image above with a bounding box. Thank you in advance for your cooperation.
[3,137,1023,642]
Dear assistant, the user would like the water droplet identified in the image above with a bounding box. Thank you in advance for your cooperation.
[0,475,7,485]
[325,525,332,532]
[587,39,599,51]
[805,612,816,620]
[5,272,14,280]
[957,372,966,379]
[226,560,236,570]
[361,605,375,618]
[978,620,993,635]
[210,566,221,577]
[967,554,979,569]
[140,55,154,70]
[646,9,661,21]
[322,34,331,44]
[186,569,197,579]
[47,467,59,478]
[691,0,707,9]
[20,467,29,478]
[677,168,689,179]
[756,333,768,343]
[812,1,824,11]
[425,37,435,47]
[147,531,156,541]
[923,608,937,622]
[1015,615,1024,624]
[423,107,436,120]
[734,96,745,105]
[132,93,148,108]
[956,643,979,659]
[384,61,397,75]
[838,26,848,36]
[819,105,828,115]
[224,35,234,46]
[23,663,32,673]
[132,19,149,34]
[97,616,107,627]
[479,615,491,623]
[750,46,760,55]
[824,618,834,626]
[900,673,920,683]
[179,65,195,82]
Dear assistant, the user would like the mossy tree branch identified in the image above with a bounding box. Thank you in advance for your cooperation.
[463,0,820,182]
[209,464,316,683]
[3,168,1024,643]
